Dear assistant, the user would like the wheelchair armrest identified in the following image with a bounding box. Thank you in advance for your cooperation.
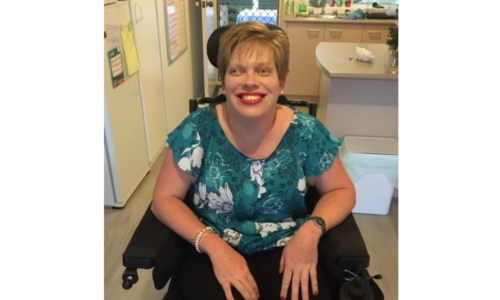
[122,203,184,268]
[122,203,184,290]
[319,213,370,272]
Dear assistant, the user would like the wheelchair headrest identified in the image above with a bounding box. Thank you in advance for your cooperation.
[206,23,286,69]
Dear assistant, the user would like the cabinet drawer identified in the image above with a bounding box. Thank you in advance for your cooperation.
[323,24,363,43]
[362,25,390,44]
[285,23,325,96]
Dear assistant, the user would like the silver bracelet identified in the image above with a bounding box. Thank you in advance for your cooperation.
[194,227,213,253]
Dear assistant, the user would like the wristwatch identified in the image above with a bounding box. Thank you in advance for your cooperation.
[307,216,326,235]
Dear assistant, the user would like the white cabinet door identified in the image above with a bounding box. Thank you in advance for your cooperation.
[104,1,150,207]
[285,22,325,96]
[130,0,168,165]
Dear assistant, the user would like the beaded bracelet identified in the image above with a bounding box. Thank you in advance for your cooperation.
[194,227,213,253]
[192,227,205,245]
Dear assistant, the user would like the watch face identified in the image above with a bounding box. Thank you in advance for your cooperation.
[315,217,325,226]
[310,217,326,233]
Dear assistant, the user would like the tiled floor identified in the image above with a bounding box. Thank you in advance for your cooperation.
[104,148,398,300]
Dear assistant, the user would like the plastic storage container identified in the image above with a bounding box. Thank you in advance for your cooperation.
[298,1,307,12]
[339,136,398,215]
[285,0,294,15]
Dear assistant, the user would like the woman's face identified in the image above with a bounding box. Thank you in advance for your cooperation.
[221,45,285,120]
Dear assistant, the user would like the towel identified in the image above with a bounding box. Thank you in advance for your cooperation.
[355,46,374,63]
[345,8,365,20]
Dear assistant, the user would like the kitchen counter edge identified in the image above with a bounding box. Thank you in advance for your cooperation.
[283,15,397,25]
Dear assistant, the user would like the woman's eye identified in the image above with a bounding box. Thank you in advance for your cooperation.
[229,68,242,75]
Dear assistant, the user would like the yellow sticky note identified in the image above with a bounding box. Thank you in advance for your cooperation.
[120,21,139,76]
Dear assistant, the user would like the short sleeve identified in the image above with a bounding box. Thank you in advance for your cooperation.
[166,111,205,177]
[303,116,342,177]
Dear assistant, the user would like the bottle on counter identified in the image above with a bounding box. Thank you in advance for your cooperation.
[285,0,294,15]
[298,0,307,13]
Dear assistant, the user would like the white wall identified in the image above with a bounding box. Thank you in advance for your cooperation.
[155,0,204,134]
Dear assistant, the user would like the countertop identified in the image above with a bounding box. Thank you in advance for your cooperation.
[283,15,397,25]
[315,42,398,80]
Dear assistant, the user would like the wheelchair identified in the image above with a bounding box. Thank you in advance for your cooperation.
[121,23,381,300]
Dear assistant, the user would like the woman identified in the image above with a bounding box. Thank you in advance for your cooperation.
[152,21,355,300]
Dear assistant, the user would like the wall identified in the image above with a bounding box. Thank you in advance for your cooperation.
[188,1,204,102]
[155,0,204,134]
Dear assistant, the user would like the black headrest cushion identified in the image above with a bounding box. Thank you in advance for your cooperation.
[206,23,285,69]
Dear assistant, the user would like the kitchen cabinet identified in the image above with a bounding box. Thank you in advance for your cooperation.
[284,20,394,97]
[361,25,390,43]
[316,42,398,139]
[323,23,363,43]
[285,22,325,97]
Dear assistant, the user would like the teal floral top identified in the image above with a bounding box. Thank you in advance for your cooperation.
[167,104,342,255]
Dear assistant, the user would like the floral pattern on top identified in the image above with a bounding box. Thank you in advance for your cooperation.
[249,159,266,199]
[167,104,341,255]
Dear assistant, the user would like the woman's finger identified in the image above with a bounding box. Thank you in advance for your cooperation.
[291,271,301,300]
[309,267,319,297]
[280,268,292,300]
[247,275,259,299]
[279,252,285,274]
[221,282,235,300]
[238,277,259,300]
[301,269,310,300]
[230,279,258,300]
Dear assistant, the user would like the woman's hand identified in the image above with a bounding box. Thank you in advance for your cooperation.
[207,241,259,300]
[279,222,322,300]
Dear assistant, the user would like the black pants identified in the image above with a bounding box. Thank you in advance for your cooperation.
[177,240,332,300]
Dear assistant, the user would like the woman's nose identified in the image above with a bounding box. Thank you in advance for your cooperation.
[243,72,258,88]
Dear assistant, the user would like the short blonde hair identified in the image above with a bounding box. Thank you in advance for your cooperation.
[217,21,290,84]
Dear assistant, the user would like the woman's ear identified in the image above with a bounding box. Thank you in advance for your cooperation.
[280,78,286,91]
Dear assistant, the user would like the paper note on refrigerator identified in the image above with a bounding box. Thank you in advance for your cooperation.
[105,24,122,52]
[120,21,139,75]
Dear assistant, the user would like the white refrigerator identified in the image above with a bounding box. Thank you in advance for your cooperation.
[104,0,150,208]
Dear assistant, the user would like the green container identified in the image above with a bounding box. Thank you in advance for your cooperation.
[299,1,307,12]
[285,0,294,14]
[336,0,343,6]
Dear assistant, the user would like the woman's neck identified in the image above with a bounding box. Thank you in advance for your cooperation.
[226,104,276,139]
[218,103,281,159]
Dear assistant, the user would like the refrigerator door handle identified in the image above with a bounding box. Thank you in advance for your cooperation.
[134,3,143,24]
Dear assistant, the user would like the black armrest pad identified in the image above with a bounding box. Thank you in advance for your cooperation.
[122,203,184,289]
[319,213,370,271]
[122,204,182,269]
